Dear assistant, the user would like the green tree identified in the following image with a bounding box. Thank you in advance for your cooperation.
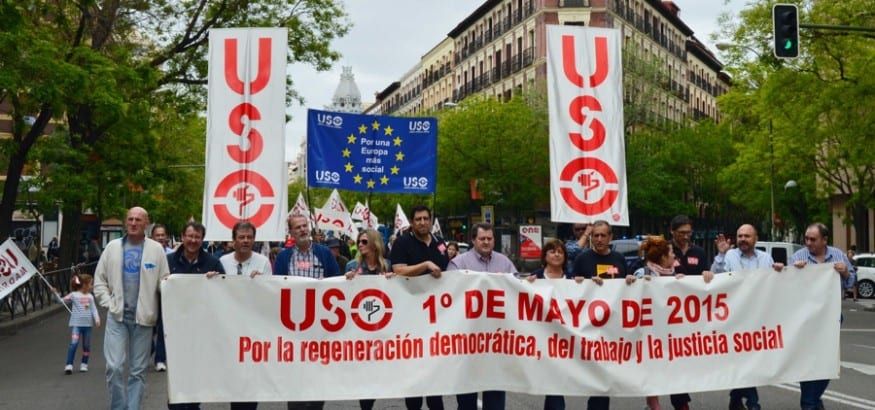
[715,0,871,244]
[0,1,350,266]
[434,92,550,220]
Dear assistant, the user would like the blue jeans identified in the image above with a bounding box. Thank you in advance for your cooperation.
[730,387,760,409]
[457,391,505,410]
[800,379,830,409]
[105,316,153,410]
[544,395,565,410]
[154,314,166,364]
[66,326,93,365]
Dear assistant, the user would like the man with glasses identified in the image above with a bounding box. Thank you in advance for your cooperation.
[790,222,855,410]
[565,223,592,275]
[665,215,708,410]
[670,215,708,277]
[216,221,272,279]
[390,204,449,410]
[162,221,224,409]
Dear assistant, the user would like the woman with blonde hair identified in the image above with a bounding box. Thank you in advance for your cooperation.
[345,229,392,278]
[344,229,392,409]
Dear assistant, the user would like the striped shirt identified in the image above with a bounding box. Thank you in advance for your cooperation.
[56,291,100,327]
[790,246,856,296]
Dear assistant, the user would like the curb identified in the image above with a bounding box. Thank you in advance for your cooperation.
[0,304,66,336]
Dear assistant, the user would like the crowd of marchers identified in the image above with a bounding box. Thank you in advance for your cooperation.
[61,204,854,410]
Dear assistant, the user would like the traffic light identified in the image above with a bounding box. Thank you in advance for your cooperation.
[773,4,799,58]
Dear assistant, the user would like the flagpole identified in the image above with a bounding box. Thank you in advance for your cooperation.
[35,269,72,314]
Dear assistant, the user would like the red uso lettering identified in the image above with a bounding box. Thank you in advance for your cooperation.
[0,248,20,277]
[213,36,276,229]
[279,288,393,332]
[557,33,621,218]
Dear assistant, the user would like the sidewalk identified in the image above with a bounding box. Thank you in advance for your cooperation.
[0,302,66,336]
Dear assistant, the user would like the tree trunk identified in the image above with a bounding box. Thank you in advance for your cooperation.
[854,201,869,253]
[58,202,84,273]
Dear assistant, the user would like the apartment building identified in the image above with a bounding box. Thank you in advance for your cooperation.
[372,0,729,125]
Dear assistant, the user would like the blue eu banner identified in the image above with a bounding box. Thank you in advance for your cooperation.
[307,109,437,194]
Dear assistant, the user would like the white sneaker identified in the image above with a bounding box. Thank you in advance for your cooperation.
[79,363,88,372]
[64,364,73,375]
[155,362,167,372]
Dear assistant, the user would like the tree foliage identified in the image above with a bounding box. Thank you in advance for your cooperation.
[434,92,550,218]
[715,0,873,244]
[0,0,350,266]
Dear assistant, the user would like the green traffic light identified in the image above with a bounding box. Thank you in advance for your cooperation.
[784,39,794,50]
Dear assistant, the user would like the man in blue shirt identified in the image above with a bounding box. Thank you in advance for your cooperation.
[790,222,855,410]
[711,224,783,410]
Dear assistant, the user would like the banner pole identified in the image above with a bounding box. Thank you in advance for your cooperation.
[35,269,72,314]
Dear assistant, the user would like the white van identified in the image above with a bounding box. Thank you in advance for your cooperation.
[754,241,803,265]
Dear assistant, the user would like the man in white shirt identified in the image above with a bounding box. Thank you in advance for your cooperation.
[214,221,272,278]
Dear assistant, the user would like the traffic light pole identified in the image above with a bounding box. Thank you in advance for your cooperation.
[800,23,875,34]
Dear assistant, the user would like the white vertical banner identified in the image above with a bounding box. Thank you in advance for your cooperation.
[547,26,628,226]
[204,28,289,241]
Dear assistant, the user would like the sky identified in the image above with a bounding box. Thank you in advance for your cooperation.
[284,0,747,160]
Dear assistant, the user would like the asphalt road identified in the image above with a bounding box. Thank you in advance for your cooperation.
[2,300,874,409]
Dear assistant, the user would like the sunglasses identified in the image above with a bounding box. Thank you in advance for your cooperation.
[358,239,369,245]
[236,263,243,275]
[574,226,588,232]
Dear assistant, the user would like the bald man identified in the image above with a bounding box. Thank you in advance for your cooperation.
[94,206,170,409]
[711,224,783,410]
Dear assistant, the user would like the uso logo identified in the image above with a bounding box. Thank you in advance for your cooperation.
[314,170,341,184]
[403,177,429,189]
[316,114,343,128]
[408,120,431,133]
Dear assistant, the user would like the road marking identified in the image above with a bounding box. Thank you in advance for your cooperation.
[775,383,875,409]
[842,361,875,376]
[851,344,875,351]
[842,329,875,332]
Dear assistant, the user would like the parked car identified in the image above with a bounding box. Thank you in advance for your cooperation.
[754,241,803,265]
[852,253,875,299]
[610,239,643,271]
[457,242,470,254]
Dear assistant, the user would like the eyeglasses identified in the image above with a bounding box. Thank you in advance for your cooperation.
[674,230,693,236]
[358,239,369,245]
[237,263,242,275]
[804,236,819,242]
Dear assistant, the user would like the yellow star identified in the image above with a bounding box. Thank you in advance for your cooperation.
[344,163,353,172]
[353,174,363,184]
[347,134,356,144]
[358,124,368,134]
[395,151,405,161]
[371,120,380,130]
[393,136,403,146]
[390,166,400,175]
[367,179,376,189]
[384,125,394,136]
[342,148,351,158]
[380,175,389,185]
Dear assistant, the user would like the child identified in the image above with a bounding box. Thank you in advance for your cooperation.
[53,274,101,374]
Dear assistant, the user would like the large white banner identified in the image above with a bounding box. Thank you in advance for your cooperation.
[0,239,37,299]
[203,28,289,241]
[162,265,840,403]
[547,26,628,226]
